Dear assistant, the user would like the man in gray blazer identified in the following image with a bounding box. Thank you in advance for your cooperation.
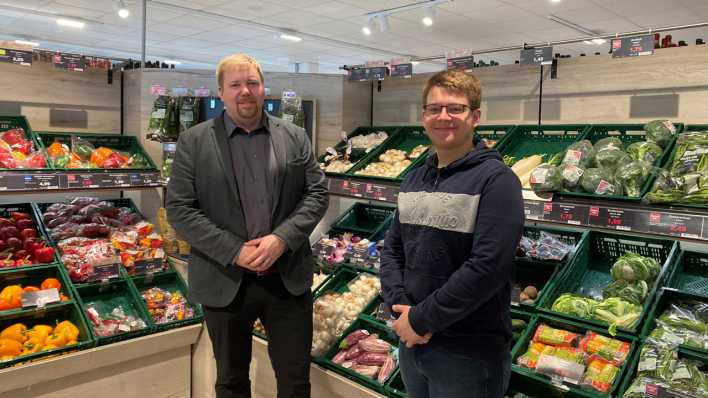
[166,53,328,398]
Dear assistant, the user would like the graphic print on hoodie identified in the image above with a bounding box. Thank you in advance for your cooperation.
[380,141,524,358]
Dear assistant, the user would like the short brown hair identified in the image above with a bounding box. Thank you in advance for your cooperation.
[422,70,481,109]
[216,53,264,88]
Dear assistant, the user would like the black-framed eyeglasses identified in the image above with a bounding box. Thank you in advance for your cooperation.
[422,103,472,116]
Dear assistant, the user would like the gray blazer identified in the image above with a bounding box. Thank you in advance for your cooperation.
[165,113,329,307]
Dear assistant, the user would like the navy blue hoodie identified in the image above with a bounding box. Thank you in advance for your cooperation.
[380,141,524,358]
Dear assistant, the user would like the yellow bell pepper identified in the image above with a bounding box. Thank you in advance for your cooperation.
[26,325,53,341]
[41,344,58,352]
[0,323,27,343]
[66,340,77,346]
[44,332,67,347]
[54,320,79,341]
[0,285,23,310]
[0,338,22,357]
[21,337,44,354]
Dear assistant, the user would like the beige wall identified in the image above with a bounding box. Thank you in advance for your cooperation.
[0,59,121,133]
[366,46,708,126]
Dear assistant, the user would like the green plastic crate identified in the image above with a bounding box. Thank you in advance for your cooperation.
[511,308,536,350]
[514,226,588,310]
[475,124,516,152]
[506,369,597,398]
[384,369,407,398]
[499,124,591,164]
[665,250,708,297]
[616,339,707,398]
[75,279,155,345]
[0,302,94,369]
[0,265,74,319]
[556,123,681,202]
[0,202,61,271]
[330,203,396,238]
[35,131,157,171]
[321,317,398,393]
[510,314,637,398]
[346,127,431,182]
[639,288,708,359]
[130,270,203,332]
[538,231,678,335]
[319,126,402,177]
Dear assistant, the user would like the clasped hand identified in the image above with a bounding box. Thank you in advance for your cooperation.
[392,304,432,348]
[234,234,286,272]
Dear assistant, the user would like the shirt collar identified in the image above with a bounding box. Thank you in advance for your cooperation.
[223,110,269,137]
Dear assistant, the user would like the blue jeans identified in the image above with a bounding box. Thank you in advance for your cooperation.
[398,343,511,398]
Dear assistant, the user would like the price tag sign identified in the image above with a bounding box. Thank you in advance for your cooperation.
[0,48,32,66]
[67,173,98,189]
[390,63,412,78]
[446,49,474,72]
[643,212,703,239]
[348,67,368,82]
[21,288,60,308]
[87,257,121,283]
[130,172,161,187]
[133,257,166,275]
[108,173,131,187]
[645,383,696,398]
[588,207,635,231]
[53,53,85,72]
[194,87,211,97]
[312,239,334,258]
[543,203,588,225]
[367,66,387,81]
[520,46,553,66]
[612,35,654,58]
[524,200,544,220]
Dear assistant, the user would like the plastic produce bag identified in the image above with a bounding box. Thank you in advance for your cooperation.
[594,147,631,172]
[657,301,708,335]
[147,95,170,141]
[535,350,586,384]
[562,140,594,168]
[644,120,677,148]
[517,231,574,261]
[615,160,652,197]
[70,135,95,162]
[579,331,630,366]
[581,356,619,393]
[529,164,562,193]
[178,96,199,133]
[532,324,581,347]
[85,296,148,337]
[594,136,624,153]
[627,141,663,164]
[561,164,585,190]
[580,168,622,196]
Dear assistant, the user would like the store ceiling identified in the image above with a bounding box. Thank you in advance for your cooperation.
[1,0,708,73]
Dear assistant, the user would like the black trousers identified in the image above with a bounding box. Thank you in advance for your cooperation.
[203,273,313,398]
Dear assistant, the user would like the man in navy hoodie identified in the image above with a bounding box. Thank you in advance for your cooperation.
[380,70,524,398]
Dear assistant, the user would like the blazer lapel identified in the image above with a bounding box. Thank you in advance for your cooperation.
[267,114,286,218]
[211,115,241,204]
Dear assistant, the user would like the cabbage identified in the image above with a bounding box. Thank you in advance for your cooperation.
[615,160,651,197]
[626,141,663,164]
[644,120,677,148]
[580,168,623,196]
[561,164,584,189]
[610,252,660,282]
[562,140,594,168]
[603,280,649,305]
[529,164,563,193]
[595,147,631,172]
[594,137,624,152]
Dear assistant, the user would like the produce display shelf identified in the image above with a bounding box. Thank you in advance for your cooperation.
[0,264,74,318]
[319,126,403,178]
[498,124,591,163]
[0,170,162,192]
[510,314,637,398]
[665,250,708,297]
[345,127,431,183]
[0,115,47,172]
[557,123,681,202]
[537,230,678,335]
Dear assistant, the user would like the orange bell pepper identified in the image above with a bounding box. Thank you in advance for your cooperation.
[40,278,61,291]
[21,337,44,354]
[54,320,79,341]
[0,323,27,343]
[22,286,40,293]
[0,338,22,357]
[47,142,68,157]
[90,147,113,167]
[0,285,23,309]
[45,332,67,347]
[26,325,53,341]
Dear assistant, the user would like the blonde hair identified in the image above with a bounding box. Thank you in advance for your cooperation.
[216,53,264,88]
[422,70,481,109]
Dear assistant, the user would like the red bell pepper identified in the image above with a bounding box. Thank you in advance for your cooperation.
[10,212,30,221]
[1,129,25,146]
[33,247,55,263]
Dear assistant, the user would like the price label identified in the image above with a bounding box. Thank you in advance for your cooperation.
[109,173,131,187]
[21,288,60,308]
[367,66,387,81]
[130,172,161,187]
[349,182,363,197]
[67,173,98,189]
[312,240,335,258]
[390,63,413,78]
[53,53,85,72]
[589,207,635,231]
[194,87,210,97]
[543,203,588,225]
[644,212,703,239]
[133,257,166,275]
[0,48,32,66]
[520,46,553,66]
[612,35,655,58]
[172,87,189,96]
[645,383,696,398]
[87,261,121,283]
[348,67,368,82]
[150,84,167,96]
[446,49,474,71]
[524,200,544,220]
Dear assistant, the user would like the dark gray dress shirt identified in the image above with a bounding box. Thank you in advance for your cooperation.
[224,111,278,240]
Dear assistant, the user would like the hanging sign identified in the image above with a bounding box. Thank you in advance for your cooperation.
[390,57,413,78]
[348,67,368,82]
[612,35,655,58]
[446,49,474,71]
[520,46,553,65]
[53,53,85,72]
[0,48,32,66]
